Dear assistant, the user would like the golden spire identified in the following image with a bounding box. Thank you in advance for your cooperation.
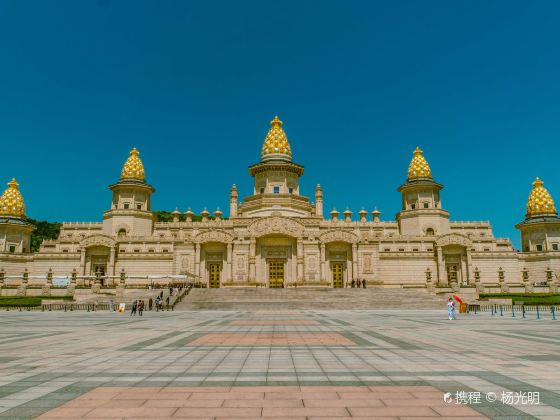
[261,116,292,160]
[407,147,432,180]
[120,148,145,181]
[526,177,557,218]
[0,178,26,219]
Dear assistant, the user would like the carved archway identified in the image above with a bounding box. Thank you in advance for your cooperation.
[248,216,305,238]
[435,233,472,248]
[319,230,359,244]
[194,230,234,244]
[80,234,116,249]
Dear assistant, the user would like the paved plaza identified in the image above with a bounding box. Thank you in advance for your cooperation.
[0,309,559,419]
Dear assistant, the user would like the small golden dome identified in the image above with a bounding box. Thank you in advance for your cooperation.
[261,116,292,160]
[526,177,557,218]
[407,147,432,180]
[0,178,26,219]
[120,148,145,181]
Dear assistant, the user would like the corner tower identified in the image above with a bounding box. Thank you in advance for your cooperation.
[0,179,34,253]
[241,116,312,217]
[102,148,155,237]
[515,177,560,252]
[396,147,450,236]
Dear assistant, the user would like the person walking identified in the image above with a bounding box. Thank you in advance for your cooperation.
[148,297,153,311]
[447,297,456,320]
[155,296,161,312]
[357,279,361,288]
[138,300,144,317]
[130,300,137,316]
[165,295,170,309]
[351,279,355,288]
[362,278,367,288]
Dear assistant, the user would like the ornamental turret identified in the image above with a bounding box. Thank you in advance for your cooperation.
[397,147,450,236]
[516,177,560,253]
[243,116,311,217]
[103,148,155,237]
[0,179,34,253]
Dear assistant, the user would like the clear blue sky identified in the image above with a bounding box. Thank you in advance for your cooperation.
[1,1,559,249]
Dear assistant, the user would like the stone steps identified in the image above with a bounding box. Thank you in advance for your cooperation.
[176,287,452,310]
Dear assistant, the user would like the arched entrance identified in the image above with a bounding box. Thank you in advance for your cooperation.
[319,231,359,288]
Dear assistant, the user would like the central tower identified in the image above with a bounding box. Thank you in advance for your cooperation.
[240,116,311,217]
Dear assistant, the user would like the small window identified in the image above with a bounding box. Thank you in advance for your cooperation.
[384,248,391,252]
[484,247,491,252]
[119,249,125,253]
[162,249,169,253]
[260,187,265,194]
[552,244,559,251]
[412,248,419,252]
[136,204,142,210]
[398,248,405,252]
[423,202,429,209]
[289,187,293,194]
[62,249,69,253]
[148,249,154,253]
[8,245,16,253]
[410,204,416,210]
[118,229,127,237]
[426,228,435,236]
[124,203,130,209]
[426,248,433,252]
[273,186,280,194]
[134,249,140,253]
[536,244,543,251]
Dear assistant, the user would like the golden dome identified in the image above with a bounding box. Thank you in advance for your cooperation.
[0,178,26,219]
[526,177,557,218]
[120,148,145,181]
[407,147,432,180]
[261,116,292,160]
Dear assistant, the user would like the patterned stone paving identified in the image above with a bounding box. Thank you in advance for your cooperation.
[0,309,559,419]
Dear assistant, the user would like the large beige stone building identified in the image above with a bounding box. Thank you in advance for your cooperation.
[1,116,559,290]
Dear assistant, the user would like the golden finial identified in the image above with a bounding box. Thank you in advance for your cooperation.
[261,115,292,160]
[407,146,432,180]
[120,147,146,181]
[0,178,26,219]
[526,177,557,218]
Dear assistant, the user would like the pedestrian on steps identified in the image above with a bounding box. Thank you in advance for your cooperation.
[130,300,137,316]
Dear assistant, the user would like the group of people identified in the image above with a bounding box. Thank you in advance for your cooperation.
[130,299,145,316]
[350,278,367,288]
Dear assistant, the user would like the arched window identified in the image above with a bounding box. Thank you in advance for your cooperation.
[426,228,435,236]
[117,229,127,238]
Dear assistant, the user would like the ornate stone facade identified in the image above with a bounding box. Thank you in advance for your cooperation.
[1,117,560,289]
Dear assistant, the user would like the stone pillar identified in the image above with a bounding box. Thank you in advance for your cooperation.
[68,268,76,296]
[230,185,238,218]
[320,243,326,283]
[109,246,116,278]
[80,249,86,275]
[0,268,4,290]
[92,268,101,293]
[249,238,256,284]
[436,246,446,286]
[315,184,323,217]
[460,255,468,287]
[226,243,233,284]
[498,267,508,292]
[43,268,53,296]
[297,238,304,284]
[425,267,435,293]
[194,243,201,282]
[466,248,473,285]
[18,269,28,296]
[352,243,358,283]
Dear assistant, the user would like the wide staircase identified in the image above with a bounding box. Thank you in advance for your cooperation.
[175,287,451,310]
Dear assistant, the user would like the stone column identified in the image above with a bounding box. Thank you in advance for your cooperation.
[80,249,86,275]
[466,248,473,284]
[352,243,358,283]
[108,246,116,278]
[249,238,256,284]
[320,243,326,282]
[194,243,201,283]
[226,243,233,284]
[296,238,304,284]
[460,255,468,287]
[436,246,446,286]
